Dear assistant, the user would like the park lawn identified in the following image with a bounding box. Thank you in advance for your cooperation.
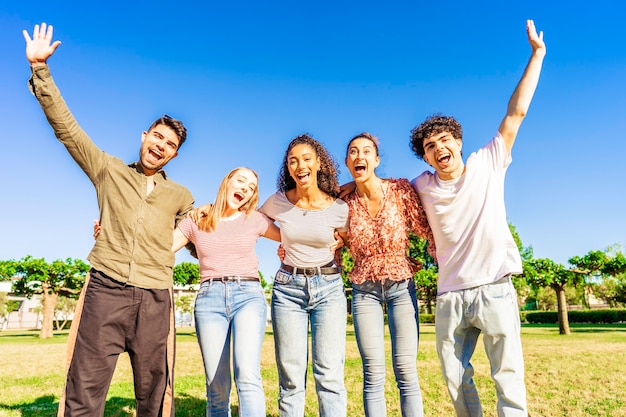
[0,324,625,417]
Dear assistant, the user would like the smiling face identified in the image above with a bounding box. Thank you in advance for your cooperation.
[225,168,258,214]
[422,131,464,180]
[138,124,180,175]
[287,144,321,191]
[345,137,380,183]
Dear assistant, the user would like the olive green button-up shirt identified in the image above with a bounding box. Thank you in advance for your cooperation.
[29,65,194,289]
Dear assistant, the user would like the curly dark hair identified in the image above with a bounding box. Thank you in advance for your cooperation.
[148,114,188,149]
[410,114,463,160]
[277,134,340,198]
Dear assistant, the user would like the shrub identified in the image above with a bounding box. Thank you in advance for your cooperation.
[524,309,626,324]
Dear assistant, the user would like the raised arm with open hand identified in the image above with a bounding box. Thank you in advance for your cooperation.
[23,22,62,65]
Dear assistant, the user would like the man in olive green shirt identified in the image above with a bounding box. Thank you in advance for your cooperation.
[24,23,194,417]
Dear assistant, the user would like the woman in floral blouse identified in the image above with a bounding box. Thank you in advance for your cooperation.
[342,132,436,417]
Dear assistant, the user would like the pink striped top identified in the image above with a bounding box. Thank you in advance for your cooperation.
[177,212,273,283]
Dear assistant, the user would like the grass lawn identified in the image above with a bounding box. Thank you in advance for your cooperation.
[0,323,625,416]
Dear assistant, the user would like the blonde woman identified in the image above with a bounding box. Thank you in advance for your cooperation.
[173,167,280,417]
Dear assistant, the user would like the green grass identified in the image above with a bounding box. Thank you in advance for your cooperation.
[1,324,625,416]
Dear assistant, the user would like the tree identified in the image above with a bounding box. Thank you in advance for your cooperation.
[174,294,195,327]
[258,271,271,292]
[54,296,77,330]
[173,262,200,287]
[508,223,534,306]
[523,258,583,335]
[407,233,438,314]
[0,292,8,329]
[600,249,626,305]
[339,247,354,289]
[0,256,89,339]
[570,247,626,307]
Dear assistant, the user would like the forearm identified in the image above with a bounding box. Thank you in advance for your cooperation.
[29,65,103,177]
[498,48,546,151]
[505,49,546,120]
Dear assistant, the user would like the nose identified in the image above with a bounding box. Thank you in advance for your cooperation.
[155,139,165,150]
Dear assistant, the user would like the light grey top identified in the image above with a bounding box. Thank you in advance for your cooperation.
[260,191,348,267]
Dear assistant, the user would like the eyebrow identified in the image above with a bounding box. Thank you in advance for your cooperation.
[290,152,314,159]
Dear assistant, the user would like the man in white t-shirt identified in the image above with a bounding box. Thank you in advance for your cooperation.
[410,20,546,417]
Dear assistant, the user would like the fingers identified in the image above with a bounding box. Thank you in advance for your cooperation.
[45,23,54,41]
[93,219,101,239]
[50,40,62,53]
[22,29,32,42]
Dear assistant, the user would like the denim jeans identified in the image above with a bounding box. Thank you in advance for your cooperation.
[352,279,424,417]
[435,276,527,417]
[194,279,268,417]
[271,267,347,417]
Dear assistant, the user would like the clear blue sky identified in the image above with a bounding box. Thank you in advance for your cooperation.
[1,1,625,280]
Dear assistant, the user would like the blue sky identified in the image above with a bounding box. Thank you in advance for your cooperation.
[1,1,625,280]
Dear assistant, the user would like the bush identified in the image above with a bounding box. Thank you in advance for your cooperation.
[525,311,558,324]
[419,313,435,324]
[524,309,626,324]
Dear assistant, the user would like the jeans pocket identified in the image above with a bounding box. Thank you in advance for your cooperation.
[274,270,292,285]
[196,282,213,298]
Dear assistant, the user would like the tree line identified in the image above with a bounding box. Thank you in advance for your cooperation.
[2,224,624,338]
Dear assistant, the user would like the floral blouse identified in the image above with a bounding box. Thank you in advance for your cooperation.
[344,178,436,284]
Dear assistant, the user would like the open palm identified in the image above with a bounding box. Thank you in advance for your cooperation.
[23,22,61,64]
[526,20,546,55]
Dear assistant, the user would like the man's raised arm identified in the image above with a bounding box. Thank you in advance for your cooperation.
[498,19,546,154]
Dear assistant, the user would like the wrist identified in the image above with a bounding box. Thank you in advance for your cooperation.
[30,61,48,68]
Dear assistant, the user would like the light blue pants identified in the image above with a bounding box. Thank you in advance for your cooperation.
[194,280,268,417]
[435,276,527,417]
[352,279,424,417]
[271,267,347,417]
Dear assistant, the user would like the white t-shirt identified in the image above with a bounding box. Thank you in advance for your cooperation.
[412,133,522,294]
[260,191,349,267]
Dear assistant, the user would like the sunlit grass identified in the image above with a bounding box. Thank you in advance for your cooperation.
[0,323,625,416]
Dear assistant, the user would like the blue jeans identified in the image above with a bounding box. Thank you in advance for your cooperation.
[352,279,424,417]
[435,276,527,417]
[271,267,347,417]
[194,279,268,417]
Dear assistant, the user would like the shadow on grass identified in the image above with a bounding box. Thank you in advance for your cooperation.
[0,394,215,417]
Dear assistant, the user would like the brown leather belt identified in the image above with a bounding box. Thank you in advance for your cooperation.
[280,262,340,276]
[210,276,260,282]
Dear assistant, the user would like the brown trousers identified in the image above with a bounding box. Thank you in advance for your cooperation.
[57,269,175,417]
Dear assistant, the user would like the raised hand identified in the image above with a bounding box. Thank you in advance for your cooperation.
[23,22,62,65]
[526,20,546,56]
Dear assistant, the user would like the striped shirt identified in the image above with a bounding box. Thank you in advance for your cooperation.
[177,212,273,282]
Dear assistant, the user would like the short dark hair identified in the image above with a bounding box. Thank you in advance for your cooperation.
[148,114,187,149]
[278,134,340,198]
[410,114,462,160]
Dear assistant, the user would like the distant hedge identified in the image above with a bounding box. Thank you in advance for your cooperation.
[346,313,435,325]
[524,309,626,324]
[419,314,435,324]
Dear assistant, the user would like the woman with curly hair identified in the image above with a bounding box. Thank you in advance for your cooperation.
[342,133,435,417]
[260,134,349,417]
